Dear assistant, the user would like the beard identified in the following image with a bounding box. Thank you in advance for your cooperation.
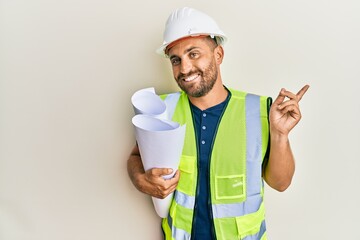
[175,58,218,98]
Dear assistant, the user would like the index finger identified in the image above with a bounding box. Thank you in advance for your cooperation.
[296,84,310,101]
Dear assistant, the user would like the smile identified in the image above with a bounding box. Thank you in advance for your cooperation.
[183,74,200,82]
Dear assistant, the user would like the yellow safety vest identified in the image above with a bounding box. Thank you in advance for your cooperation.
[161,88,271,240]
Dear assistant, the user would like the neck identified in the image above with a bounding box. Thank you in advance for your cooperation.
[188,80,228,111]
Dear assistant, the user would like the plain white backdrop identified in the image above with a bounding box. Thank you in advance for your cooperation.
[1,0,359,239]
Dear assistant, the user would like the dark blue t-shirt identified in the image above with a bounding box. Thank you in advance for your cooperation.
[190,91,231,240]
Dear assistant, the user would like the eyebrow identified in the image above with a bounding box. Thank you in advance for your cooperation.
[169,46,200,60]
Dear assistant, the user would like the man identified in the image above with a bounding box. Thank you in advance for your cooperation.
[128,7,309,240]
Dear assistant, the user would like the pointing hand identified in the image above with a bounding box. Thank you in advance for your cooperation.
[269,85,310,136]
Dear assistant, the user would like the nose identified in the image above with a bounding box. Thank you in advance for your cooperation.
[180,58,192,74]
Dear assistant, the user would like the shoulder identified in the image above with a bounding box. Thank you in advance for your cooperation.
[227,88,272,114]
[227,88,269,100]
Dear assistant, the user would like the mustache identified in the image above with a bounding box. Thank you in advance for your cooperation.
[177,71,202,81]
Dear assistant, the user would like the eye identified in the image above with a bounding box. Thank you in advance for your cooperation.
[171,57,180,66]
[189,51,199,59]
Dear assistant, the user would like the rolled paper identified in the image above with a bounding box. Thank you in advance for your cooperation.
[131,88,186,217]
[131,87,167,119]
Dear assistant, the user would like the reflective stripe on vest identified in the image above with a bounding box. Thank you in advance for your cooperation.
[212,194,262,218]
[245,94,262,197]
[161,89,270,240]
[173,227,191,240]
[174,190,195,209]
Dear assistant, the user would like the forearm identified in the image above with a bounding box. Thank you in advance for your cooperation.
[127,147,146,193]
[264,133,295,192]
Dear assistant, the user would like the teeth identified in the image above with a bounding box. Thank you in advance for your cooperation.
[184,74,199,82]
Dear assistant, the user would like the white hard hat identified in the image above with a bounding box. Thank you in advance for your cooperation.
[156,7,227,57]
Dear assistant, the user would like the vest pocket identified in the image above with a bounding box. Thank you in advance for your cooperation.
[215,174,246,200]
[235,202,265,239]
[177,155,196,195]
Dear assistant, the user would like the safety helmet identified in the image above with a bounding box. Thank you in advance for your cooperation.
[156,7,227,57]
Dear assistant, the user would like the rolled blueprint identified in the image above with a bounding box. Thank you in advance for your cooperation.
[131,88,186,218]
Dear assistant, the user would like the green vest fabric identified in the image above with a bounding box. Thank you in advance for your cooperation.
[161,88,271,240]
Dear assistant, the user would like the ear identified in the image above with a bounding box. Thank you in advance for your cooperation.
[214,45,224,64]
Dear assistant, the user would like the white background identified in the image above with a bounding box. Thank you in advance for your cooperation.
[1,0,359,239]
